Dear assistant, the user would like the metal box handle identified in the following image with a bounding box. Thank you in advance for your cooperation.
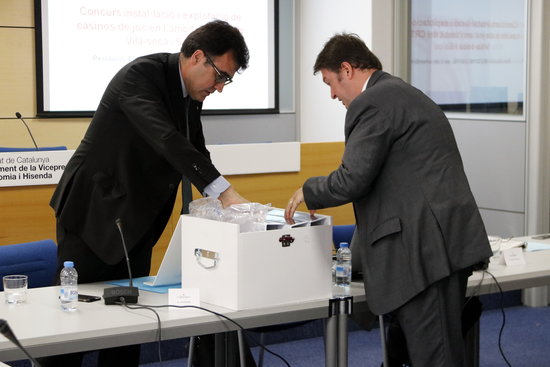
[194,248,219,269]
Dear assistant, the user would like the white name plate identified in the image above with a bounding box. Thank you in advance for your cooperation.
[168,288,200,307]
[502,247,526,266]
[0,150,74,187]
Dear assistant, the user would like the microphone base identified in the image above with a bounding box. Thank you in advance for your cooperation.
[103,286,139,305]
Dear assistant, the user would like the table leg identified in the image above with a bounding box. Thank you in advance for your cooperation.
[378,315,388,367]
[326,296,353,367]
[338,313,348,367]
[325,315,338,367]
[237,329,246,367]
[187,337,195,367]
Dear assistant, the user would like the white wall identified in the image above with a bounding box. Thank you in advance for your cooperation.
[298,0,372,142]
[450,118,526,238]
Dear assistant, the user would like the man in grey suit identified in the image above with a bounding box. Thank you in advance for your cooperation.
[285,33,492,366]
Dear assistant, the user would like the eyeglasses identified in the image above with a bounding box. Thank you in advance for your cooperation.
[204,53,233,86]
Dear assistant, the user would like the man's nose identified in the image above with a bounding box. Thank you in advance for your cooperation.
[215,82,225,93]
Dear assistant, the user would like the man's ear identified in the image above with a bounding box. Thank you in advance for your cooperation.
[341,62,353,79]
[191,49,204,65]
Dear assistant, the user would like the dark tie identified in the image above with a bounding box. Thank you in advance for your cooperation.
[181,97,193,214]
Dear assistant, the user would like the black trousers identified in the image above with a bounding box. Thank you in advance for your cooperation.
[38,221,153,367]
[385,267,473,367]
[192,333,258,367]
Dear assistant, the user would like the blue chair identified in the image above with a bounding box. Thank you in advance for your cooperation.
[0,146,67,152]
[0,239,58,290]
[332,224,356,249]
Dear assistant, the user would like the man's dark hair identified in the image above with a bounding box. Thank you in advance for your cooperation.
[181,20,249,71]
[313,33,382,74]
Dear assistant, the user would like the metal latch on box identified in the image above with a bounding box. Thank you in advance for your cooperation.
[279,234,295,247]
[194,248,219,269]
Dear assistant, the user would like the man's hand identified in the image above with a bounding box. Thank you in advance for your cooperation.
[284,187,315,224]
[218,186,250,208]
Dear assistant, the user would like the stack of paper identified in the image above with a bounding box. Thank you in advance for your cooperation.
[525,234,550,252]
[265,208,328,230]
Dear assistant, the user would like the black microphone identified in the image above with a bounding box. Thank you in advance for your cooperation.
[14,112,39,151]
[102,218,139,305]
[0,319,42,367]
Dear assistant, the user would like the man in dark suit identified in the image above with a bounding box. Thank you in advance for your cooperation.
[285,33,492,366]
[47,20,252,367]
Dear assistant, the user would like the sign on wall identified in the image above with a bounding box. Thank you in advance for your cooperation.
[0,150,74,187]
[0,143,299,187]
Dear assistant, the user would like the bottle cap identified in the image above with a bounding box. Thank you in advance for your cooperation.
[63,261,74,268]
[339,242,349,248]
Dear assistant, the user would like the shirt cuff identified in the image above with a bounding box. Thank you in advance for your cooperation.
[203,176,231,199]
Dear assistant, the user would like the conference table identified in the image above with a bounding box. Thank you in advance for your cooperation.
[1,246,550,366]
[0,281,369,365]
[467,238,550,295]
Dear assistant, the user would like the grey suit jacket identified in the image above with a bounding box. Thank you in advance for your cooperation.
[303,70,492,315]
[51,53,221,265]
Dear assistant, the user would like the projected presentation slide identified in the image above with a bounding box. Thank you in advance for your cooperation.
[410,0,526,111]
[37,0,276,114]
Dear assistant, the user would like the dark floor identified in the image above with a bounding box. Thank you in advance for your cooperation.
[137,304,550,367]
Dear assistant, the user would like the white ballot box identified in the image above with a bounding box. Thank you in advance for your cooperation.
[181,214,333,310]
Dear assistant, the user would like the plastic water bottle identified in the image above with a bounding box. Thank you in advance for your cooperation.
[334,242,352,296]
[60,261,78,311]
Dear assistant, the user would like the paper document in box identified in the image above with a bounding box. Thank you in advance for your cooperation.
[144,217,183,287]
[265,208,327,229]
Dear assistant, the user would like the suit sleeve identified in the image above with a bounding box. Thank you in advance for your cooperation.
[304,103,394,210]
[117,62,220,193]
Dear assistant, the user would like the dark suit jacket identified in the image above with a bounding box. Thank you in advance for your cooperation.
[303,70,492,315]
[51,53,221,265]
